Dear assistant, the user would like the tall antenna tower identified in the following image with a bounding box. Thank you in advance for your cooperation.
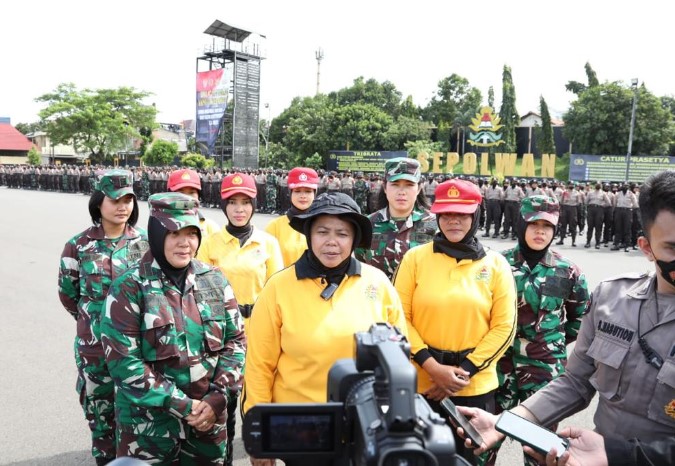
[315,47,324,95]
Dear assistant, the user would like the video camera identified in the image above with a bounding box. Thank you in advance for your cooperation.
[243,323,459,466]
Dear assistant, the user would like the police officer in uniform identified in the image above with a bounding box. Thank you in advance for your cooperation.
[584,182,611,249]
[611,183,638,252]
[483,179,504,238]
[501,178,525,240]
[456,169,675,460]
[556,183,581,246]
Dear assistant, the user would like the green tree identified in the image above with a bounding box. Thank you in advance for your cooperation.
[36,83,157,164]
[15,121,43,136]
[181,152,214,169]
[329,77,403,117]
[423,74,481,151]
[330,103,393,151]
[303,153,324,170]
[383,115,434,150]
[661,96,675,156]
[536,96,556,155]
[487,86,495,109]
[566,61,600,96]
[143,140,178,166]
[272,95,334,160]
[499,65,519,153]
[563,82,673,155]
[27,146,41,165]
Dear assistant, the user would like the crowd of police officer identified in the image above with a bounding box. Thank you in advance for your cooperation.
[1,163,643,251]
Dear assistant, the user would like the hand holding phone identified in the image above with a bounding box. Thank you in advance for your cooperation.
[495,411,569,459]
[439,398,484,448]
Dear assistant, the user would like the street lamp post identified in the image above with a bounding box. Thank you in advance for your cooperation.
[625,78,639,182]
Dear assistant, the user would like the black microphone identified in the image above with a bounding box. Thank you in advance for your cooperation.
[638,337,664,370]
[320,283,339,300]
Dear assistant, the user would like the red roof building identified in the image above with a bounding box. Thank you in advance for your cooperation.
[0,123,34,151]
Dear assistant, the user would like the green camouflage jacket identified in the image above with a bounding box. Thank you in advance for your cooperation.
[58,224,149,344]
[500,246,590,363]
[100,253,246,438]
[354,206,436,280]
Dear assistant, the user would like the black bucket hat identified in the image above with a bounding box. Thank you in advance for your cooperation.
[289,192,372,248]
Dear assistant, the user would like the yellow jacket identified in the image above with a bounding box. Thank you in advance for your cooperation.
[197,227,283,331]
[242,259,408,412]
[394,243,516,396]
[264,215,307,267]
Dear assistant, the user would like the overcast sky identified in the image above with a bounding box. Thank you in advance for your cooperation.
[2,0,673,126]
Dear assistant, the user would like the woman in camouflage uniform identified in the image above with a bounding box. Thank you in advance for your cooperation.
[58,169,148,465]
[484,195,590,466]
[101,193,246,465]
[354,157,435,280]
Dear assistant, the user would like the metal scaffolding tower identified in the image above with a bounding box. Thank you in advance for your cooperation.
[196,20,265,168]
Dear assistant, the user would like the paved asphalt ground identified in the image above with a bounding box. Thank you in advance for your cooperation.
[0,188,653,465]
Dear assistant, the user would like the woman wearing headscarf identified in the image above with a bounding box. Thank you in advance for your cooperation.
[264,167,320,267]
[242,192,408,465]
[100,192,246,465]
[393,178,517,465]
[58,169,148,465]
[482,195,589,466]
[197,172,283,466]
[354,157,436,280]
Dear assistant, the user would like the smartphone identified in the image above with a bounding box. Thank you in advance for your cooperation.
[439,398,484,448]
[495,411,569,459]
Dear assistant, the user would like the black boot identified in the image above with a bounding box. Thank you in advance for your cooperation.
[584,242,591,248]
[96,458,114,466]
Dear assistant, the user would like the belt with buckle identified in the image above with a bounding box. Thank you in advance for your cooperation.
[427,346,474,366]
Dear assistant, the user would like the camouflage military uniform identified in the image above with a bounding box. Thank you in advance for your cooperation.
[265,171,278,213]
[353,176,369,214]
[58,170,148,463]
[484,196,590,466]
[100,193,246,465]
[59,224,149,461]
[354,206,436,280]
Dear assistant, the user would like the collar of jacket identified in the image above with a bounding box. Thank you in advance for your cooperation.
[294,253,362,280]
[87,224,139,241]
[138,251,210,281]
[626,272,657,300]
[377,206,431,227]
[514,246,557,268]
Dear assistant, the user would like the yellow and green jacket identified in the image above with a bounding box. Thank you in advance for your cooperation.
[394,242,516,396]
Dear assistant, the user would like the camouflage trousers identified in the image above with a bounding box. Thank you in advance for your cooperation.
[117,423,227,465]
[482,357,566,466]
[75,342,116,460]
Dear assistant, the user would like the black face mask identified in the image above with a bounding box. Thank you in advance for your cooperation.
[621,187,628,194]
[653,252,675,287]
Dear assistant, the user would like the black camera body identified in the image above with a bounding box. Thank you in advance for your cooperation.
[243,323,457,466]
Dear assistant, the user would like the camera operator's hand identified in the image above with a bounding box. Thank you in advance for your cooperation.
[421,359,469,399]
[523,427,607,466]
[186,399,216,432]
[455,406,503,454]
[250,457,276,466]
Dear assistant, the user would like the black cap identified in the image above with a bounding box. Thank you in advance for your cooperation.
[289,192,372,248]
